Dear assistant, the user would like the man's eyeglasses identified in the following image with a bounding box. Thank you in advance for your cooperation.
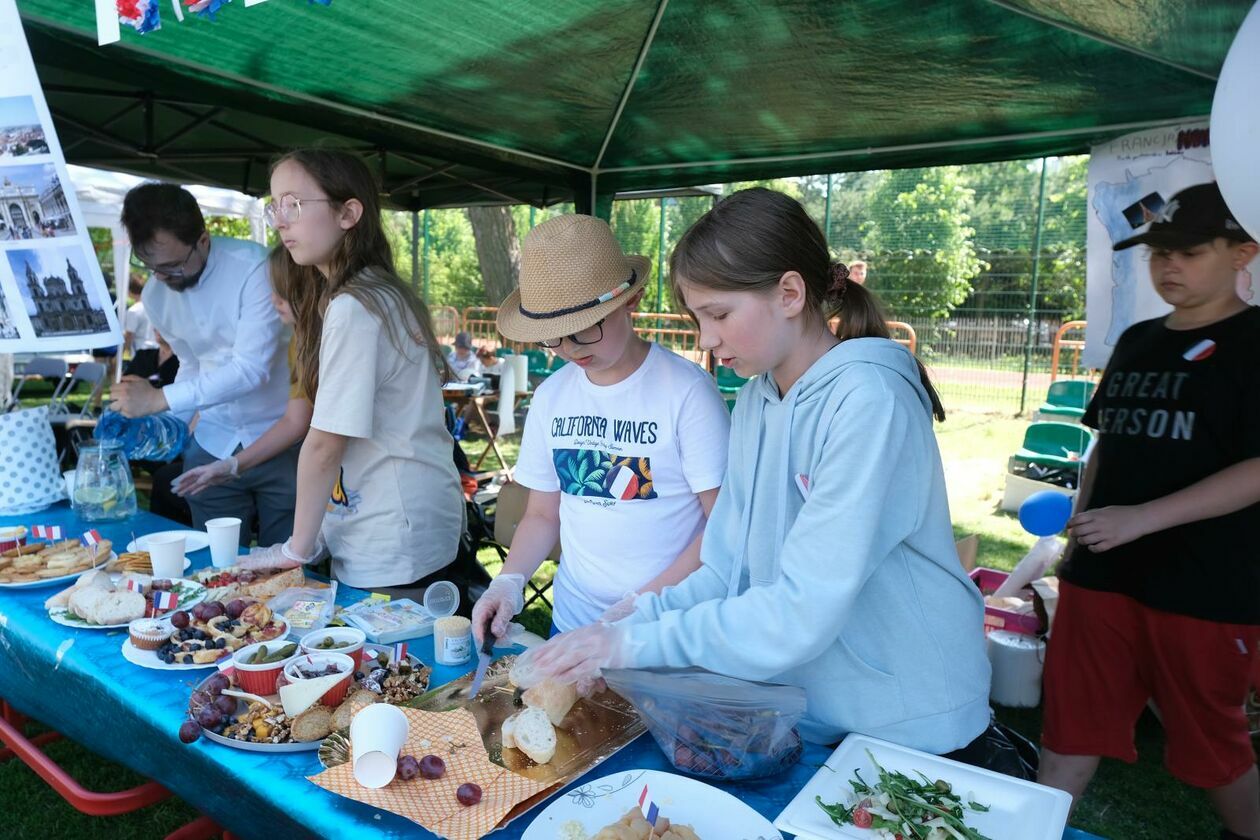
[264,194,334,229]
[536,318,605,349]
[130,242,199,278]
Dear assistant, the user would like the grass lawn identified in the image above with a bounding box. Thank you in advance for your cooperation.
[2,409,1246,838]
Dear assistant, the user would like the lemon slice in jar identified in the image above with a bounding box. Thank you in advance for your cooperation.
[74,486,117,507]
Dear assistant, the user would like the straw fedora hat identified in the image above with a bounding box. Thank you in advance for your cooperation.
[497,214,651,343]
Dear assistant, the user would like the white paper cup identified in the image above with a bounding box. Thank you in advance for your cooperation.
[205,517,242,568]
[63,469,76,501]
[349,703,408,789]
[147,533,185,579]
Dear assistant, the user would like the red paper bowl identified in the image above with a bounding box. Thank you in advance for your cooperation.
[283,652,355,707]
[232,641,300,696]
[299,626,367,669]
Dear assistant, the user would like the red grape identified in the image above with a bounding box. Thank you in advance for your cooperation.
[212,695,236,716]
[179,720,202,743]
[396,755,420,781]
[456,783,482,806]
[201,601,225,620]
[419,755,446,780]
[205,673,230,695]
[170,611,190,629]
[195,706,222,729]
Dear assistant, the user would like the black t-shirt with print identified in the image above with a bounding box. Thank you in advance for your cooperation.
[1059,306,1260,624]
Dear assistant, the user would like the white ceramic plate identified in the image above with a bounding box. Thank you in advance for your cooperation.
[127,530,211,554]
[521,768,783,840]
[121,617,290,671]
[192,672,322,753]
[773,734,1071,840]
[0,553,116,589]
[48,578,207,629]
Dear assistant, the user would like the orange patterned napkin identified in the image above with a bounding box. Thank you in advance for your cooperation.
[309,707,550,840]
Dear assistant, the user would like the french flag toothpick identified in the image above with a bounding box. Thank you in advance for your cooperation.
[81,530,103,547]
[638,784,660,829]
[32,525,63,540]
[152,590,178,611]
[124,578,144,592]
[392,642,409,663]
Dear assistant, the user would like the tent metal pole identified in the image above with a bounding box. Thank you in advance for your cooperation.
[592,0,671,170]
[657,197,667,313]
[422,209,431,300]
[823,174,833,251]
[983,0,1218,81]
[26,13,591,174]
[410,210,420,293]
[1019,157,1049,416]
[599,115,1203,174]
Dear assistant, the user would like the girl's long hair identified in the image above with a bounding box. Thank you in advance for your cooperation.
[270,149,450,399]
[670,187,945,421]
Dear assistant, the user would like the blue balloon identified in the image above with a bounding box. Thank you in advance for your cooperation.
[1018,490,1073,536]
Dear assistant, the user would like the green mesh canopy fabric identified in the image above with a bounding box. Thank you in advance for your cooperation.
[15,0,1247,210]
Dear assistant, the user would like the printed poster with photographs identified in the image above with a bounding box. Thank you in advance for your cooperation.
[0,0,122,352]
[1084,120,1259,369]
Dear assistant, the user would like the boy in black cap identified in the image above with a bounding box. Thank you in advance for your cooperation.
[1039,182,1260,840]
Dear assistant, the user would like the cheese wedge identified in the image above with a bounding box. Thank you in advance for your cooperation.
[280,673,345,717]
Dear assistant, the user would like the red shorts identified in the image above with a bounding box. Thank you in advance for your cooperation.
[1042,581,1259,788]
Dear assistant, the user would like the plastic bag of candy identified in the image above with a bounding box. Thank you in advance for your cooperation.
[603,667,805,780]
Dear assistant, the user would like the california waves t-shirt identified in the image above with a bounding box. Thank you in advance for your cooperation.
[514,344,730,631]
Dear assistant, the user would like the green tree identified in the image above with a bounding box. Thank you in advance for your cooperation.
[863,167,983,318]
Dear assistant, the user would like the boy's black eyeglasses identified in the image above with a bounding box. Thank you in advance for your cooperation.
[536,318,605,349]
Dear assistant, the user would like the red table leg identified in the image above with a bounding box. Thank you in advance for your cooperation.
[0,708,171,816]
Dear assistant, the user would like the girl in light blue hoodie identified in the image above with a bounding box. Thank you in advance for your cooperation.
[529,188,992,757]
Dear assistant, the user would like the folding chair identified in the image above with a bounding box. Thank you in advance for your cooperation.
[46,362,107,424]
[7,356,67,411]
[46,362,108,466]
[486,481,559,610]
[1034,379,1095,423]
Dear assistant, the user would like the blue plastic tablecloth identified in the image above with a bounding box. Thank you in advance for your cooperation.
[0,504,1101,839]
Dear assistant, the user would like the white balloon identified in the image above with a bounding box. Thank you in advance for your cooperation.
[1211,1,1260,241]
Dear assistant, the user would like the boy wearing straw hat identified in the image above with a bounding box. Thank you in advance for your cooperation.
[473,215,730,641]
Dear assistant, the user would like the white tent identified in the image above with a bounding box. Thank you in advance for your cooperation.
[65,165,268,380]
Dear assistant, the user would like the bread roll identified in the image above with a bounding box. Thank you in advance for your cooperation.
[93,590,146,625]
[45,569,111,609]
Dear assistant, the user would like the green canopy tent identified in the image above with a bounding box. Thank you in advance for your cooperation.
[14,0,1250,214]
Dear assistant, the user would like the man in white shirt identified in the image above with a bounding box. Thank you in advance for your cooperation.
[111,183,296,544]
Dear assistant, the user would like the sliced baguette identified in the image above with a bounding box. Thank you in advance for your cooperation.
[508,706,556,765]
[521,679,578,726]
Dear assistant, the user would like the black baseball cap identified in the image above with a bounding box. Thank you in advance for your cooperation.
[1113,182,1255,251]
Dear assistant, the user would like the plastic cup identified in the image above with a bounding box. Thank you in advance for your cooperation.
[205,517,242,568]
[62,469,76,502]
[147,533,185,580]
[349,703,409,789]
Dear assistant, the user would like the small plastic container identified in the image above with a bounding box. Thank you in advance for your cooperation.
[299,626,367,669]
[283,652,355,707]
[341,580,460,643]
[433,615,473,666]
[232,640,301,696]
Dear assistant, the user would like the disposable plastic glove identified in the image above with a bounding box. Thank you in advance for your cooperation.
[596,591,640,624]
[171,455,238,497]
[471,573,525,644]
[240,537,323,570]
[528,623,639,687]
